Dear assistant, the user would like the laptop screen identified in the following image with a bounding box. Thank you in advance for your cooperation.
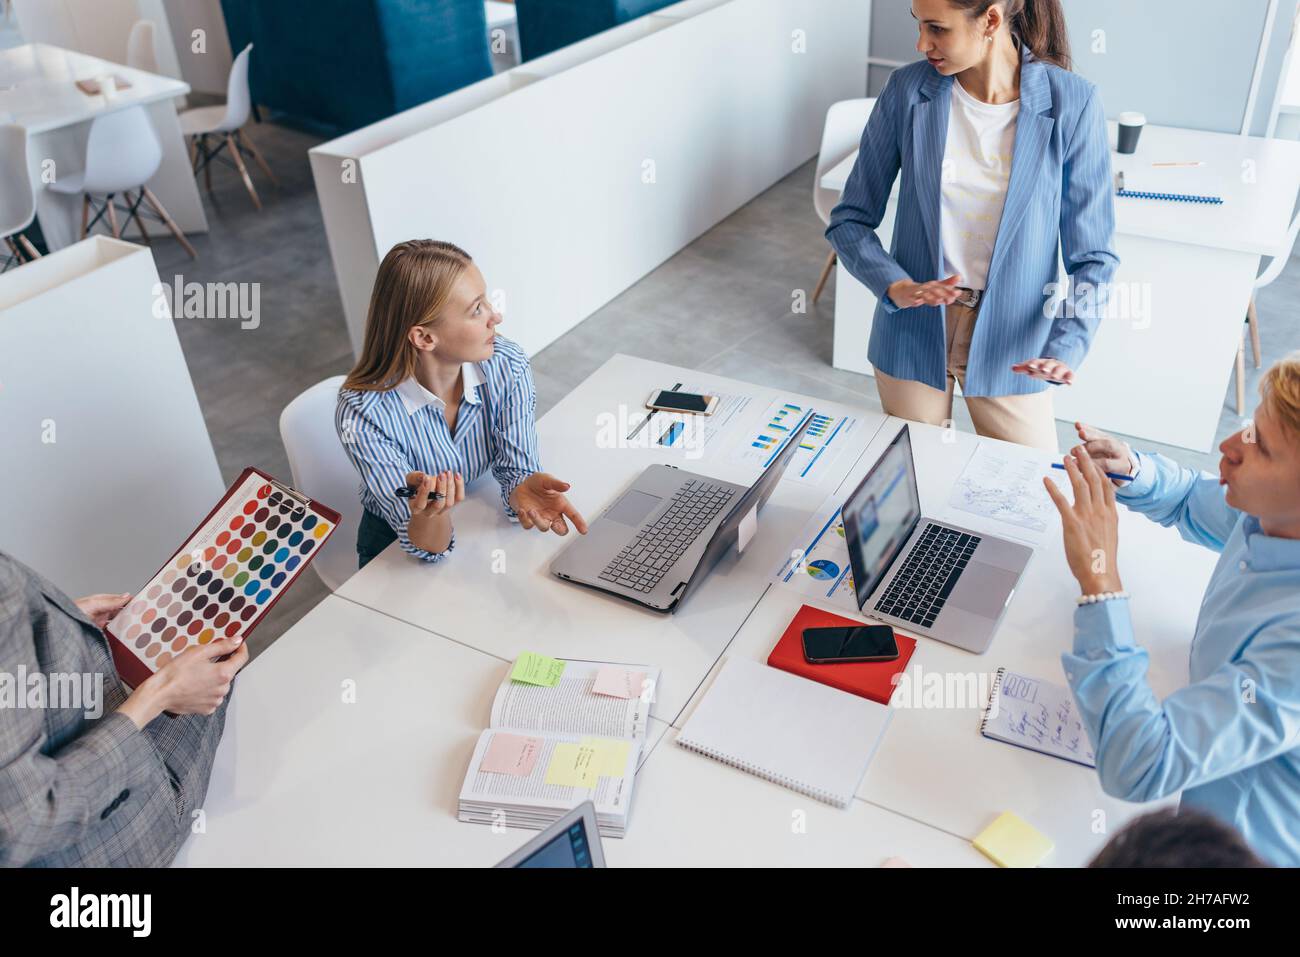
[513,818,597,868]
[842,425,922,609]
[679,411,815,600]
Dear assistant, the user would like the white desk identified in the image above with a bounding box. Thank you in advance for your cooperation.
[335,354,887,722]
[674,416,1218,867]
[183,356,1219,866]
[176,595,988,867]
[0,43,208,250]
[821,122,1300,452]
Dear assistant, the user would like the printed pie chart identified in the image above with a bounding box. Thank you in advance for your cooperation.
[805,559,839,581]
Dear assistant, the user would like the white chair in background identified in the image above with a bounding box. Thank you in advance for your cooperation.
[0,124,40,270]
[1235,201,1300,413]
[179,44,278,210]
[127,19,188,110]
[280,376,364,592]
[126,19,161,73]
[46,106,197,258]
[812,97,876,306]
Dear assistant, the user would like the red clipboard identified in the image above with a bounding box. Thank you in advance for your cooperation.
[104,467,341,689]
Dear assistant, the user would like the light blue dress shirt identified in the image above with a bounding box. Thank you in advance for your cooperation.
[1064,451,1300,866]
[827,43,1118,397]
[334,335,542,562]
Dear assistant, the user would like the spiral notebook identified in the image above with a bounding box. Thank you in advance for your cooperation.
[979,667,1096,768]
[676,658,892,808]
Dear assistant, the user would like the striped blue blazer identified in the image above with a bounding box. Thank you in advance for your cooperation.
[827,44,1118,397]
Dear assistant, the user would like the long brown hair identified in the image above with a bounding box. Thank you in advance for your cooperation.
[343,239,473,392]
[948,0,1072,71]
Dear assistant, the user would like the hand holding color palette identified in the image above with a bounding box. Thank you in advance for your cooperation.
[104,468,340,689]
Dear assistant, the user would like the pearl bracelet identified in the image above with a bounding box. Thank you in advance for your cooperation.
[1077,591,1130,606]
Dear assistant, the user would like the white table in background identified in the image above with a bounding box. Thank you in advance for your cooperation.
[175,594,988,867]
[0,43,207,251]
[821,122,1300,452]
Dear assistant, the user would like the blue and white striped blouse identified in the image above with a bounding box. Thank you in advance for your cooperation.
[334,335,542,562]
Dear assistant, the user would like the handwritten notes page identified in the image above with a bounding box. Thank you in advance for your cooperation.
[948,442,1067,537]
[980,669,1096,768]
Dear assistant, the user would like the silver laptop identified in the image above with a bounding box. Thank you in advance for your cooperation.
[494,802,605,868]
[551,412,816,612]
[841,424,1032,653]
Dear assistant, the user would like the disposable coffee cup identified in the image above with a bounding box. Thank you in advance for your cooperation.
[1117,111,1146,155]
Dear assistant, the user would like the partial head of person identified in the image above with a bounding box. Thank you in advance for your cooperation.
[1220,352,1300,538]
[1089,808,1268,868]
[344,239,501,391]
[911,0,1072,74]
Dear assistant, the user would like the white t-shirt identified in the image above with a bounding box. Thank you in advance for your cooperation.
[940,77,1020,291]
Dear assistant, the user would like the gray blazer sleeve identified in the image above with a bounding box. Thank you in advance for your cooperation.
[0,575,160,866]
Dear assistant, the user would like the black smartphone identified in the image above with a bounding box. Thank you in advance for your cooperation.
[801,625,899,664]
[645,389,718,415]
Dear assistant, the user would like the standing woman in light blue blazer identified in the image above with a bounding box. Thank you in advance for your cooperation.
[827,0,1118,451]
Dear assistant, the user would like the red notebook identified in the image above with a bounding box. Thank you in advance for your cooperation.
[104,467,340,688]
[767,605,916,706]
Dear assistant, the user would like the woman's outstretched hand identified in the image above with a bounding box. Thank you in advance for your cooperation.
[1012,357,1075,385]
[886,274,964,308]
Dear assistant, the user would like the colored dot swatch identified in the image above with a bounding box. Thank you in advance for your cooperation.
[107,473,335,677]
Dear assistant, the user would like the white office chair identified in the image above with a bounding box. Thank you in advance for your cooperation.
[0,124,40,270]
[812,98,877,306]
[126,19,161,73]
[1235,201,1300,414]
[127,19,188,110]
[47,106,197,258]
[179,44,278,210]
[280,376,365,592]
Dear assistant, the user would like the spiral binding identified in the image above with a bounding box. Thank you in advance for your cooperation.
[676,737,842,807]
[1116,189,1223,205]
[978,666,1006,735]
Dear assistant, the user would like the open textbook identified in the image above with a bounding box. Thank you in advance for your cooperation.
[457,657,660,838]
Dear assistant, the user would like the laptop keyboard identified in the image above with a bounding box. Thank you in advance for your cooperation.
[874,523,981,628]
[599,479,736,593]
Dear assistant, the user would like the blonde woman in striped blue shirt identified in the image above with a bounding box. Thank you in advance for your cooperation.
[336,240,588,567]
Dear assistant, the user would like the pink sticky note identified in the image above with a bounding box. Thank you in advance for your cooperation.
[592,666,646,700]
[480,733,542,775]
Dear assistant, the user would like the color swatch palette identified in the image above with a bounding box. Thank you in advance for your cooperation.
[106,468,338,685]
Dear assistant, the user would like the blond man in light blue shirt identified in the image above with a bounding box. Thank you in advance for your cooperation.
[1044,354,1300,867]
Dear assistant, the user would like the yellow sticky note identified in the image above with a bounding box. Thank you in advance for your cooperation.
[511,652,566,687]
[579,737,632,778]
[544,743,600,789]
[973,811,1054,868]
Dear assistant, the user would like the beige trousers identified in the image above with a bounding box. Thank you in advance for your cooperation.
[874,302,1059,452]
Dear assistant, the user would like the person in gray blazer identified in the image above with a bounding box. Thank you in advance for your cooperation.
[0,551,247,866]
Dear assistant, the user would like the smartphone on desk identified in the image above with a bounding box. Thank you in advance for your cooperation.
[646,389,718,415]
[802,625,899,664]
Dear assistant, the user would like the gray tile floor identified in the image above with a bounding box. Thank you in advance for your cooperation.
[139,117,1298,658]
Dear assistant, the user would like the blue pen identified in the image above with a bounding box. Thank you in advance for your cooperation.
[1051,462,1132,483]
